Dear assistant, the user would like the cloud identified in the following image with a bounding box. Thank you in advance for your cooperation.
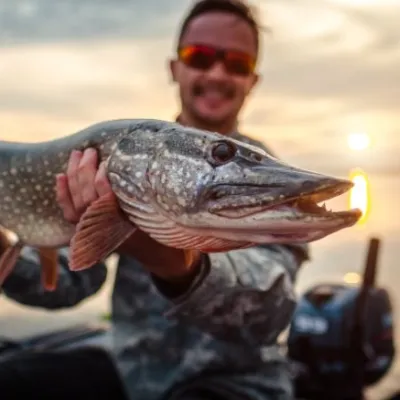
[257,1,400,106]
[0,0,191,45]
[0,0,398,173]
[0,37,181,142]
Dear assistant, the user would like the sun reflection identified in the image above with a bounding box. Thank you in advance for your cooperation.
[343,272,361,286]
[349,168,370,224]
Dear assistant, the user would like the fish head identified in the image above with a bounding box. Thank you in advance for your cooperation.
[107,125,362,246]
[106,125,218,216]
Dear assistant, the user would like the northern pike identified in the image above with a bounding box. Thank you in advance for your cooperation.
[0,119,361,290]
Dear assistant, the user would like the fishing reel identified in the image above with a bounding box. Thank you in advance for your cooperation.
[287,238,396,400]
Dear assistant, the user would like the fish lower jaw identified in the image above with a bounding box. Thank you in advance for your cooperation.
[183,224,347,246]
[182,207,361,245]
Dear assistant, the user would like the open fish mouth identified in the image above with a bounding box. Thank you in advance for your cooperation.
[207,180,362,227]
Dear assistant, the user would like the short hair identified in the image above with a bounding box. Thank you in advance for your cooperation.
[176,0,266,57]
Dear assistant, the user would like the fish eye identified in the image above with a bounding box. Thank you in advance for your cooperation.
[210,141,237,165]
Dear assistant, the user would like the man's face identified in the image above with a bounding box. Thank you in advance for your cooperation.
[170,11,259,129]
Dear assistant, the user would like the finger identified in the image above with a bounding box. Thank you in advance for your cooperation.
[66,150,85,213]
[0,228,11,254]
[56,174,80,223]
[94,161,113,197]
[77,148,100,206]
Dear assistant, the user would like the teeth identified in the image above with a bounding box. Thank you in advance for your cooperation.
[319,202,333,213]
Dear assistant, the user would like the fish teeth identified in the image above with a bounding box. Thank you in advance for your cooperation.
[320,202,333,213]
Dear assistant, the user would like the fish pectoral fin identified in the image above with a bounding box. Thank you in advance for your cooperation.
[69,192,136,271]
[0,241,24,286]
[38,248,59,292]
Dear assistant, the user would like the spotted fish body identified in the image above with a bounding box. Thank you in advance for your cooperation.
[0,119,165,248]
[0,118,361,289]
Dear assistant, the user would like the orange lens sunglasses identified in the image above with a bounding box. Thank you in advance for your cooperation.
[178,44,256,76]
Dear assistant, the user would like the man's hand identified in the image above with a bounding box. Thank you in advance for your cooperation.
[56,149,112,224]
[0,228,11,255]
[55,149,202,286]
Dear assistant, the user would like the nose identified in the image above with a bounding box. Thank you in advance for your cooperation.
[206,61,229,80]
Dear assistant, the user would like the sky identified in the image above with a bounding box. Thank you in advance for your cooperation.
[1,3,399,396]
[0,0,399,175]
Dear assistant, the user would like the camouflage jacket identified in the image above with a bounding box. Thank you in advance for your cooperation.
[2,131,310,400]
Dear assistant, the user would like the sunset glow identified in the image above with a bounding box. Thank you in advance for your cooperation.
[347,132,371,151]
[349,168,370,223]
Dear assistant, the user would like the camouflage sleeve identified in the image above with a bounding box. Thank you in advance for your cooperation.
[1,246,107,309]
[154,243,309,346]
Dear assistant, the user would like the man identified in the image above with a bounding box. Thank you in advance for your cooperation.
[0,1,309,399]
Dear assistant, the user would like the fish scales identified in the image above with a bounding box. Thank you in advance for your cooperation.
[0,118,361,290]
[0,119,168,247]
